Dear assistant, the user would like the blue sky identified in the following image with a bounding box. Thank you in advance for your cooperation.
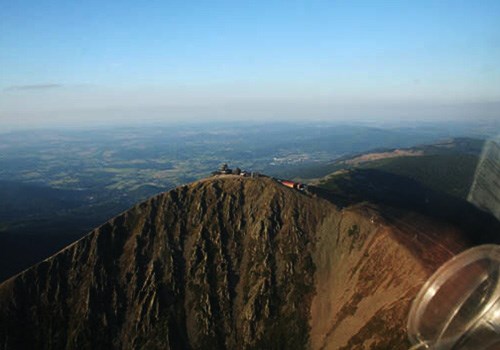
[1,0,499,127]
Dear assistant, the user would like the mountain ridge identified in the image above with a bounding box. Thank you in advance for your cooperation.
[0,176,476,349]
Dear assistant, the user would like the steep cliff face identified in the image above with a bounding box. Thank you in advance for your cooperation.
[0,176,470,349]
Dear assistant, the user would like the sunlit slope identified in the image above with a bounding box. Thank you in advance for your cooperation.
[0,176,481,349]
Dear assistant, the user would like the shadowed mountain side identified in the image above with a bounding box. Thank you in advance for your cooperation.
[0,231,85,283]
[0,180,162,282]
[312,168,500,245]
[0,177,474,349]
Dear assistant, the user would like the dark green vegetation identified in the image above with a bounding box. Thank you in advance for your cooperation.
[350,138,484,200]
[287,137,484,184]
[312,138,483,197]
[0,122,470,282]
[360,154,478,199]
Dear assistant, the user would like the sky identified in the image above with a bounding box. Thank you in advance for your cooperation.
[1,0,499,128]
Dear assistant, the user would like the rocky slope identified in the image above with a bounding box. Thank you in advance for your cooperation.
[0,176,475,349]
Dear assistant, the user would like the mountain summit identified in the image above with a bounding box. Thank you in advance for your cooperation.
[0,176,475,349]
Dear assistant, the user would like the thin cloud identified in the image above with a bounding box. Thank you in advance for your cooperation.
[5,84,63,91]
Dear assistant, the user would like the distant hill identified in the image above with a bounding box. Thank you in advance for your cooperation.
[356,153,478,199]
[282,137,483,184]
[297,138,483,200]
[1,176,499,349]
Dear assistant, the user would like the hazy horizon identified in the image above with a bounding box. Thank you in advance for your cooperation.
[1,1,499,128]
